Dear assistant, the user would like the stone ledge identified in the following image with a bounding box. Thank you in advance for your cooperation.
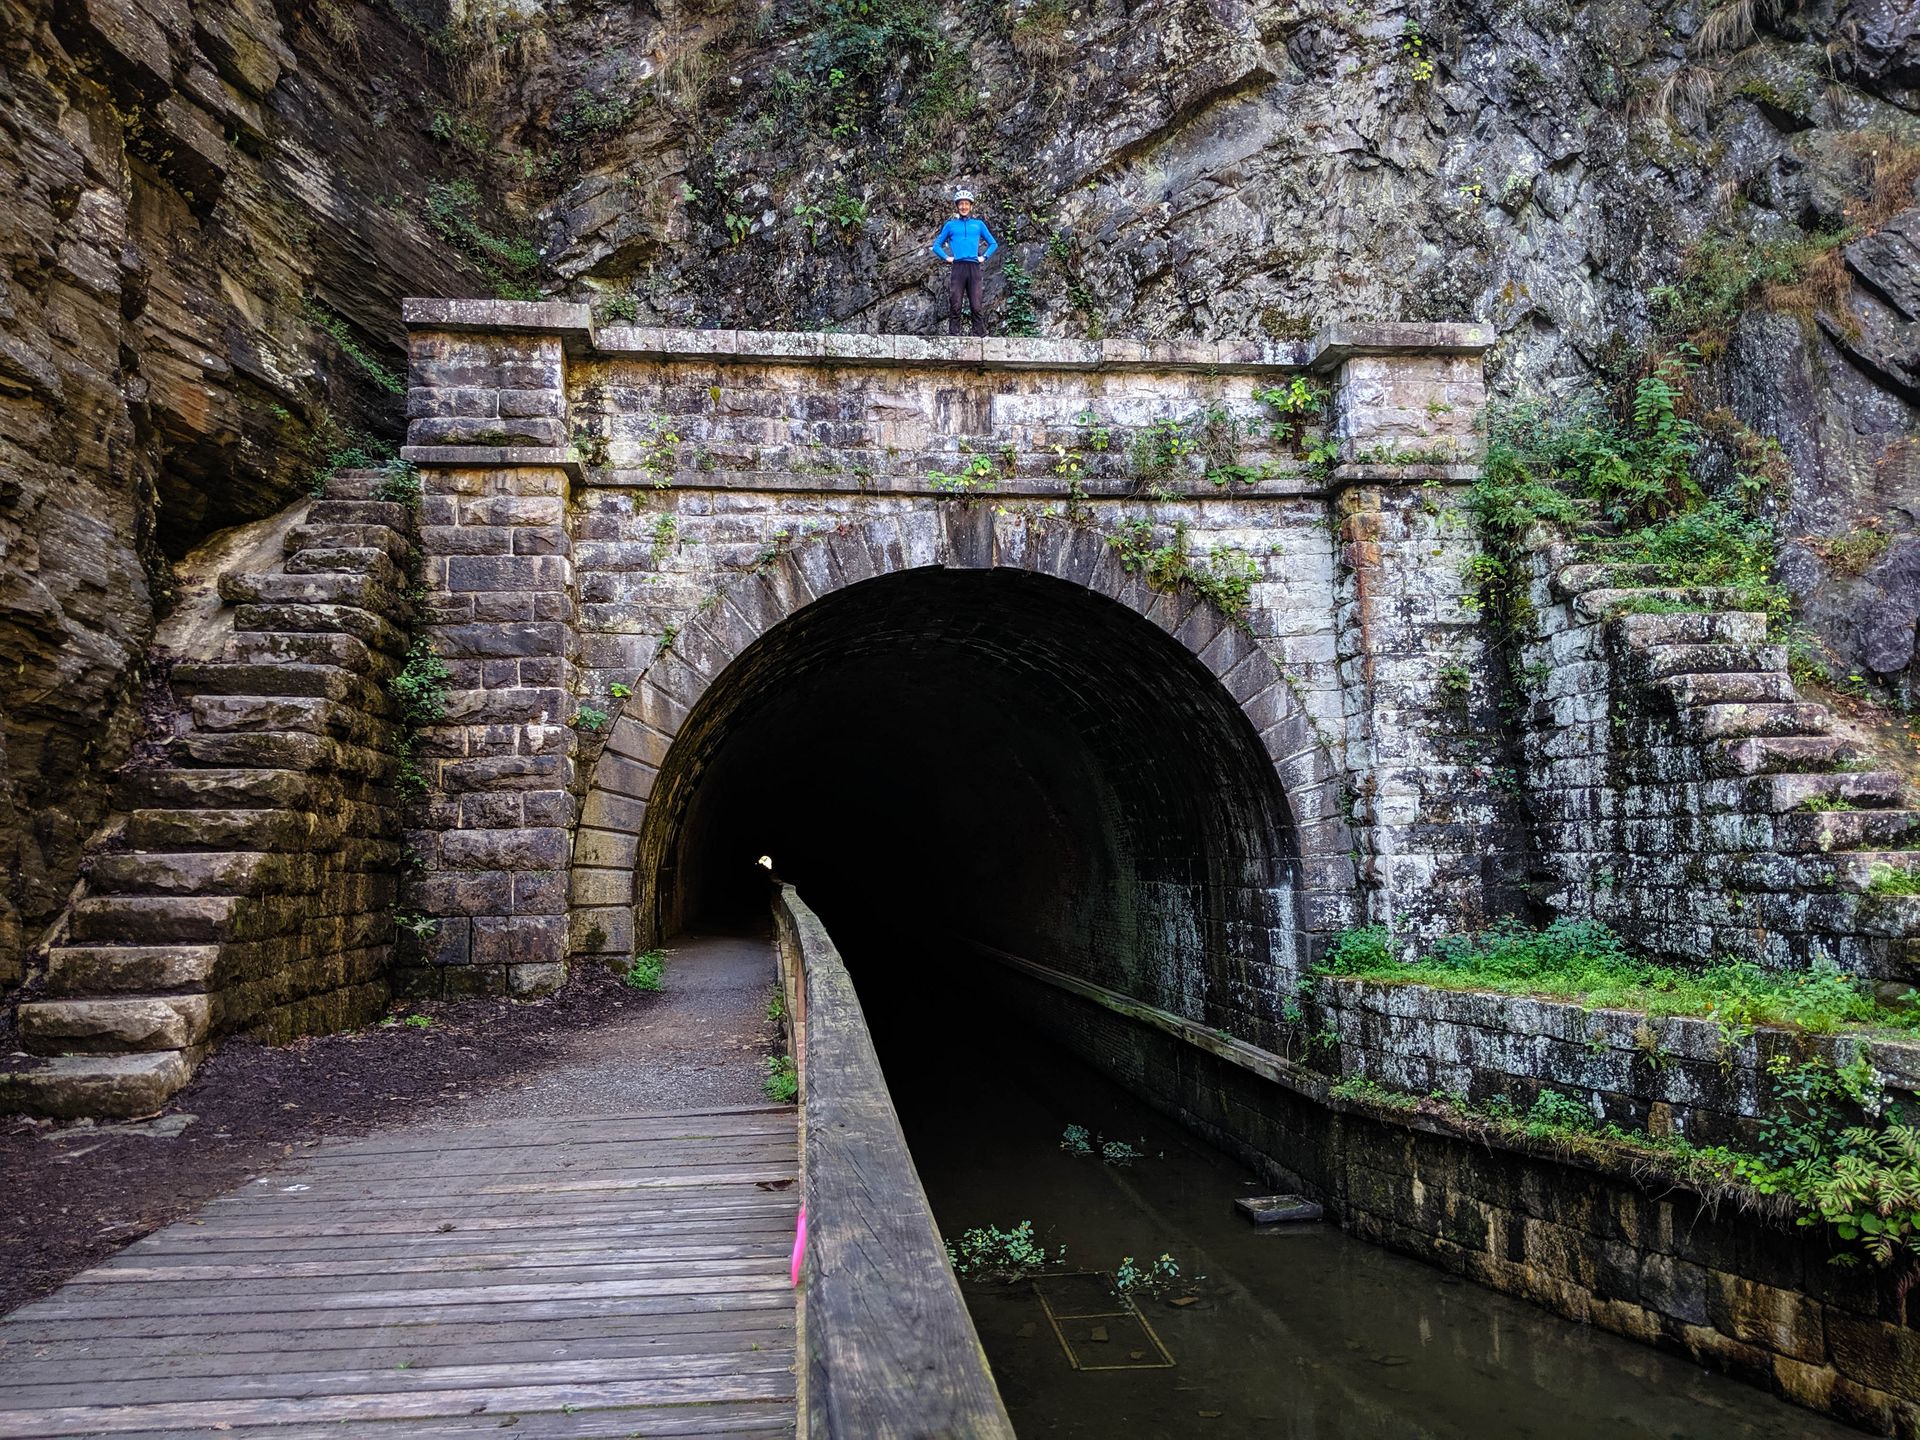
[402,300,1490,374]
[401,446,584,480]
[403,298,592,339]
[1307,322,1495,368]
[590,325,1310,371]
[1328,463,1481,488]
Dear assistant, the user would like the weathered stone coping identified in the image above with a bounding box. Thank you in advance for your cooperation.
[400,298,1492,374]
[773,886,1014,1439]
[970,942,1920,1152]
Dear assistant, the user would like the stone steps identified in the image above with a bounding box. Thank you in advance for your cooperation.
[220,628,377,673]
[171,660,370,703]
[69,894,248,944]
[45,944,223,994]
[1638,642,1789,679]
[1682,703,1833,741]
[3,468,415,1119]
[1659,670,1801,707]
[125,807,323,853]
[0,1051,201,1121]
[1540,556,1919,955]
[17,994,211,1052]
[1701,735,1862,777]
[115,767,319,812]
[1612,611,1769,649]
[85,849,318,896]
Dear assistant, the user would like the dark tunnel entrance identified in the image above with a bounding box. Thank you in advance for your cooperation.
[637,567,1305,1040]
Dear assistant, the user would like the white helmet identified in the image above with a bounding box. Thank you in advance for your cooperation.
[953,187,976,203]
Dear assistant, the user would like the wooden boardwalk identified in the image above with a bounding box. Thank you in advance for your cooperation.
[0,1104,801,1438]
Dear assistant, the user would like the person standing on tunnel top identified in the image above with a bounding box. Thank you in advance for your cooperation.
[930,188,999,337]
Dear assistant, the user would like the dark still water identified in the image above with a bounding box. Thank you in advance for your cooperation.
[856,974,1853,1440]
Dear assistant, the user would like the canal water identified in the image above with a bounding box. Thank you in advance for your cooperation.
[851,961,1855,1439]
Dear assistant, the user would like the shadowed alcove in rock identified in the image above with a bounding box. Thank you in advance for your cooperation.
[637,567,1305,1045]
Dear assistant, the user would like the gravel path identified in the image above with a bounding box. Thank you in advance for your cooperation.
[429,928,781,1125]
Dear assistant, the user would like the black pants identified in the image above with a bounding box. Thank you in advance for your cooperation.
[947,260,986,337]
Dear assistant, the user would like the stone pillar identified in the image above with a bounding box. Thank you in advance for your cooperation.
[1314,325,1523,940]
[400,301,589,995]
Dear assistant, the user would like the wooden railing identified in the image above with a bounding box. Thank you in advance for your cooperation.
[772,885,1015,1440]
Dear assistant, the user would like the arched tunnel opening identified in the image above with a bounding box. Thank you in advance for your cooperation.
[637,566,1304,1044]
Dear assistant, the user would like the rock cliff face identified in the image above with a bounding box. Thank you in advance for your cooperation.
[0,0,1915,987]
[0,0,484,983]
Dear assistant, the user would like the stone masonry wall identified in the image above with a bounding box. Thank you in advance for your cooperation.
[395,300,1508,997]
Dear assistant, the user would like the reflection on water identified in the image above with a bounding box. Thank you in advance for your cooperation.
[861,978,1853,1440]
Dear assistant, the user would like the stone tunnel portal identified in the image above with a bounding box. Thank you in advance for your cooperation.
[637,568,1304,1030]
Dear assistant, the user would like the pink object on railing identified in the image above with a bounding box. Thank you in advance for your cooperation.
[791,1204,808,1286]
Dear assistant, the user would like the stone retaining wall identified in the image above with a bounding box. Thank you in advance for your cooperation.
[1322,976,1920,1151]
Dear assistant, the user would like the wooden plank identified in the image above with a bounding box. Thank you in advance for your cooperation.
[269,1135,800,1174]
[168,1196,798,1237]
[316,1107,795,1156]
[83,1240,789,1277]
[0,1370,797,1437]
[194,1166,800,1205]
[307,1136,794,1167]
[76,1245,790,1284]
[1,1318,795,1383]
[0,978,807,1437]
[102,1401,795,1439]
[0,1349,798,1409]
[116,1219,799,1259]
[23,1271,795,1324]
[5,1289,796,1344]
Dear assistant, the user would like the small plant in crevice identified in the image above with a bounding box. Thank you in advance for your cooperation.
[766,988,786,1023]
[1864,863,1920,898]
[763,1054,799,1103]
[303,423,395,497]
[574,703,610,733]
[1060,1123,1093,1156]
[945,1220,1059,1279]
[598,293,642,324]
[1106,518,1259,623]
[388,639,452,799]
[391,910,440,943]
[1737,1051,1920,1270]
[1400,19,1435,82]
[649,514,679,565]
[637,417,681,488]
[424,180,541,300]
[1002,258,1040,338]
[373,457,422,507]
[624,948,667,991]
[928,454,998,495]
[304,301,404,395]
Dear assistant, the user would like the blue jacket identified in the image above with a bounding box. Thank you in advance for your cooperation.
[931,215,998,262]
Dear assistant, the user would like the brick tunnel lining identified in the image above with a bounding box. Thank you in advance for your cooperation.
[639,568,1306,1044]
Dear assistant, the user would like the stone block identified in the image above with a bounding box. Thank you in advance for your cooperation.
[446,555,571,593]
[473,915,568,968]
